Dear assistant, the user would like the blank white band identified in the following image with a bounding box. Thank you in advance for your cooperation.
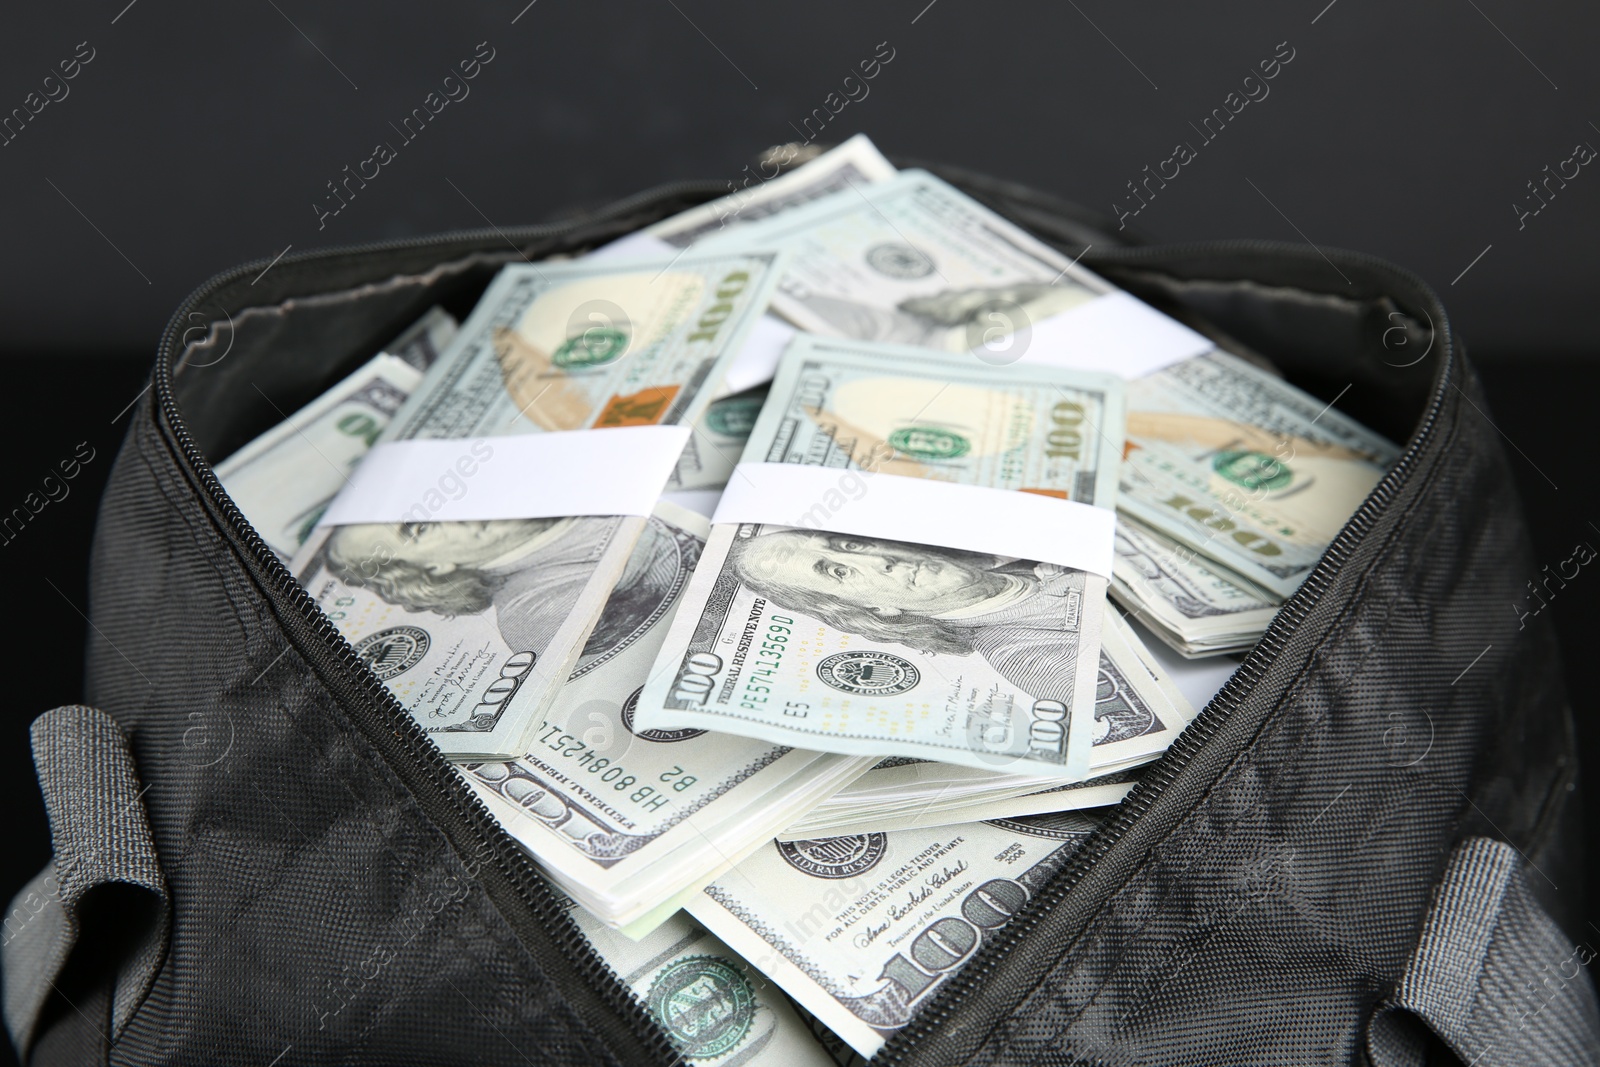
[1020,290,1212,379]
[712,463,1115,577]
[317,426,692,526]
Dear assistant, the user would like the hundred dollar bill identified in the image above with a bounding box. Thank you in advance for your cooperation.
[1120,351,1401,599]
[688,811,1102,1058]
[462,501,870,929]
[215,353,424,560]
[644,133,897,249]
[635,335,1126,779]
[780,610,1191,836]
[698,168,1110,352]
[1112,515,1279,656]
[293,252,786,759]
[577,241,771,492]
[560,895,837,1066]
[385,252,784,440]
[822,608,1192,791]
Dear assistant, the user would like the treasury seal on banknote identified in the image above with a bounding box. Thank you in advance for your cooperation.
[352,626,431,680]
[777,835,888,879]
[646,955,756,1059]
[864,241,935,278]
[815,651,920,696]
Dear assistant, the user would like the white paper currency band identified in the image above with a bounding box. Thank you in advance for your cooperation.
[316,426,693,526]
[1020,290,1212,379]
[713,463,1116,578]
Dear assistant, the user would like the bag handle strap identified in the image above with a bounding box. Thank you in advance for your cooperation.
[1367,835,1599,1066]
[3,705,168,1061]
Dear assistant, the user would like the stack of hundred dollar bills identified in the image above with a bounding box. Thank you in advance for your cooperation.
[216,135,1400,1061]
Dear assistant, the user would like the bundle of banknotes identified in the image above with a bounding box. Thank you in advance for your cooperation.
[218,135,1400,1060]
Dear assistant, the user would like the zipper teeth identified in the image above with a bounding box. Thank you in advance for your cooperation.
[152,201,1452,1066]
[149,189,725,1065]
[167,430,679,1063]
[874,240,1455,1065]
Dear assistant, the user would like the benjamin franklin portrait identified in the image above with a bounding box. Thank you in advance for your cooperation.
[727,529,1086,699]
[322,513,694,666]
[795,280,1095,349]
[323,516,608,656]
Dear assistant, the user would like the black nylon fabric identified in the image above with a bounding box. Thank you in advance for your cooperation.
[25,168,1588,1065]
[912,348,1584,1064]
[79,409,633,1067]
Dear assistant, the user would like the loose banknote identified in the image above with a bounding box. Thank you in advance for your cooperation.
[293,252,787,758]
[699,168,1110,354]
[644,132,897,249]
[560,893,837,1067]
[1120,351,1402,599]
[216,353,423,560]
[636,334,1127,779]
[689,811,1101,1057]
[461,501,870,929]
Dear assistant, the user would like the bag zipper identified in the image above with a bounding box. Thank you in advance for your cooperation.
[873,240,1456,1065]
[148,190,1452,1065]
[150,179,727,1067]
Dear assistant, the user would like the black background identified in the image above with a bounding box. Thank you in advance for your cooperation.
[2,2,1596,1061]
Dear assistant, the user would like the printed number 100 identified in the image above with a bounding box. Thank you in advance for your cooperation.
[876,878,1028,1003]
[672,652,723,705]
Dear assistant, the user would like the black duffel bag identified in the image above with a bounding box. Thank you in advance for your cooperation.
[4,155,1596,1066]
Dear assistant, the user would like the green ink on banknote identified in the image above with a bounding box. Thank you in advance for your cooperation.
[553,327,629,368]
[888,426,970,461]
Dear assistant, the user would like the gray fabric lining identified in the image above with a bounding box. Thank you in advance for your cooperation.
[2,705,168,1058]
[1368,835,1600,1066]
